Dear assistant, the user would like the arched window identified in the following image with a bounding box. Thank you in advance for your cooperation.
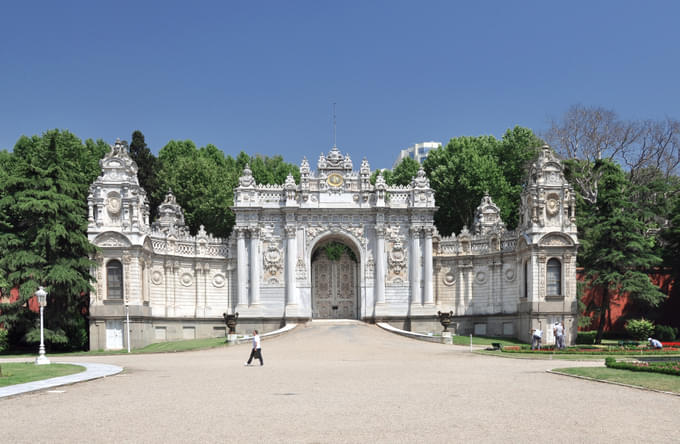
[546,258,562,296]
[107,260,123,300]
[523,260,529,298]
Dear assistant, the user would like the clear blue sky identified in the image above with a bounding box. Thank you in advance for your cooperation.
[1,1,678,169]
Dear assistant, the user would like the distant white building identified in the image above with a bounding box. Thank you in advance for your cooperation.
[393,141,441,168]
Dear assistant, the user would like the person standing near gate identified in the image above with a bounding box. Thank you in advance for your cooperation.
[554,321,565,350]
[531,327,542,350]
[245,329,263,366]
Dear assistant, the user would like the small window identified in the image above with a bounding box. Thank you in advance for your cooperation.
[107,260,123,300]
[547,258,562,296]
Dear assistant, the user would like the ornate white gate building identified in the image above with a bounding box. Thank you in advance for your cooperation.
[87,141,578,350]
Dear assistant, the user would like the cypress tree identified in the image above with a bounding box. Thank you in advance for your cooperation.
[129,130,160,221]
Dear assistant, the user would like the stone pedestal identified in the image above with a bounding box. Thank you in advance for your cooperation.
[441,331,453,344]
[226,334,238,343]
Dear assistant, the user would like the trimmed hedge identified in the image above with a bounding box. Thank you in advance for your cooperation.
[576,331,597,345]
[605,357,680,376]
[655,325,678,341]
[0,329,7,353]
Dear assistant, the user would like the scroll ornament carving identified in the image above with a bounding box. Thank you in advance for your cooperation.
[295,258,307,280]
[388,240,407,276]
[366,251,375,274]
[546,193,560,217]
[107,195,121,216]
[306,226,323,241]
[263,243,283,276]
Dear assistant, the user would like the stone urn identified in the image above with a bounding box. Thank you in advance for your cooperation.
[223,312,239,334]
[437,310,454,333]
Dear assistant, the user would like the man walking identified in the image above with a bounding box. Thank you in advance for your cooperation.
[245,329,263,366]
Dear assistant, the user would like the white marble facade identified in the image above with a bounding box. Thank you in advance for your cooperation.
[88,141,578,350]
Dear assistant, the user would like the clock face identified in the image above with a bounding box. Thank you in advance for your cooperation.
[327,173,344,187]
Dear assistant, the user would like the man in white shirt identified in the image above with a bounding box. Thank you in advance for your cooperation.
[245,329,263,366]
[554,322,565,350]
[531,328,543,350]
[648,337,663,349]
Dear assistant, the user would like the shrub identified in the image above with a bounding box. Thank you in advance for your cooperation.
[576,331,597,345]
[654,325,678,341]
[624,319,655,341]
[0,328,7,353]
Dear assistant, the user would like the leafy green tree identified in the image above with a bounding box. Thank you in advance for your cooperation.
[423,127,540,236]
[129,130,161,221]
[155,142,300,238]
[0,130,95,350]
[246,153,301,184]
[579,160,665,343]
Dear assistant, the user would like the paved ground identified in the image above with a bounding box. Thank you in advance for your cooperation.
[1,322,678,443]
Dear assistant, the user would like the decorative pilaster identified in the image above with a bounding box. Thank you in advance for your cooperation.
[236,228,248,307]
[423,227,434,305]
[285,226,298,308]
[375,226,386,304]
[409,227,422,305]
[249,228,261,305]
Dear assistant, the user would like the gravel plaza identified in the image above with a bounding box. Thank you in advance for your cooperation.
[1,322,678,443]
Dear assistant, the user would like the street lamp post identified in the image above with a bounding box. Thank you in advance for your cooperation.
[125,302,131,353]
[35,286,50,365]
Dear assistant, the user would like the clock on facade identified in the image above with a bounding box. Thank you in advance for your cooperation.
[326,173,344,187]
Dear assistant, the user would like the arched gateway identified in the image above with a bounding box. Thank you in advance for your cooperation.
[87,140,578,350]
[311,240,359,319]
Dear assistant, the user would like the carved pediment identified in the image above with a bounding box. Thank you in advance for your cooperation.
[93,231,132,248]
[539,233,574,247]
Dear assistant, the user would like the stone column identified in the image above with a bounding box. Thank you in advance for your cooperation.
[249,228,261,305]
[236,228,248,307]
[285,226,298,307]
[375,226,386,304]
[423,227,434,305]
[409,227,421,305]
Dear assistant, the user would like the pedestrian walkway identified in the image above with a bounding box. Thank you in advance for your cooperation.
[0,362,122,398]
[2,323,678,442]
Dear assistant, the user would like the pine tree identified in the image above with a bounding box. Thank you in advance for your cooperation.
[0,130,95,350]
[129,130,161,221]
[580,160,665,343]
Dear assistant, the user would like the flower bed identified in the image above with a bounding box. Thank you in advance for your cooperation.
[662,342,680,347]
[501,346,680,355]
[605,357,680,376]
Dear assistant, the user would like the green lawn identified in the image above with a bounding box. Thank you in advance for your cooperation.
[1,336,231,359]
[452,335,525,346]
[554,366,680,393]
[133,337,228,353]
[0,363,85,387]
